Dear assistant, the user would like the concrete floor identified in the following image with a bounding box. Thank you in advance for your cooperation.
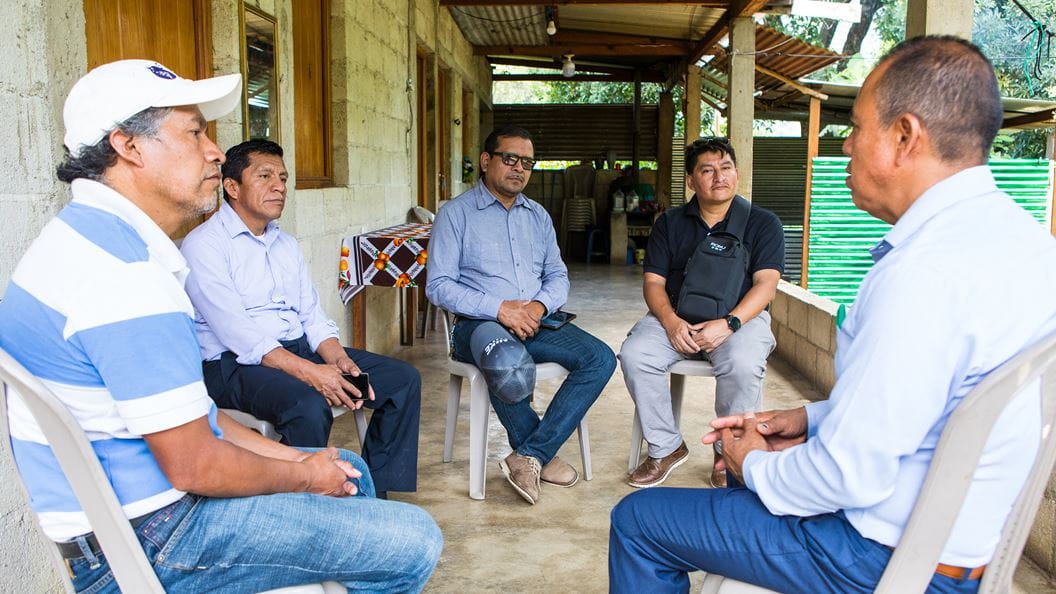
[328,262,1055,593]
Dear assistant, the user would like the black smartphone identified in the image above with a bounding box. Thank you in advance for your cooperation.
[341,372,371,400]
[539,310,576,330]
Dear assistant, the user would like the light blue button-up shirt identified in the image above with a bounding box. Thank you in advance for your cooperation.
[181,201,339,365]
[426,181,569,320]
[743,166,1056,566]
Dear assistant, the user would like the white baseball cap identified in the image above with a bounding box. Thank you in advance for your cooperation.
[63,59,242,157]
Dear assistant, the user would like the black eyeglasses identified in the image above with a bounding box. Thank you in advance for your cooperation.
[490,152,536,170]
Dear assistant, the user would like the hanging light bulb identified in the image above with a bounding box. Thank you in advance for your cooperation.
[561,54,575,78]
[545,6,557,36]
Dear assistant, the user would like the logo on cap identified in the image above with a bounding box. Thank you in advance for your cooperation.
[148,65,177,80]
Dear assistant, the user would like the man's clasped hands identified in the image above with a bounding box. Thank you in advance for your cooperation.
[703,407,810,483]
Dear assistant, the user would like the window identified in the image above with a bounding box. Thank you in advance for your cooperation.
[293,0,332,188]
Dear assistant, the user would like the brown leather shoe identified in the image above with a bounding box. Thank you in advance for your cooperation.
[499,452,541,504]
[540,455,579,487]
[628,441,689,488]
[709,452,726,486]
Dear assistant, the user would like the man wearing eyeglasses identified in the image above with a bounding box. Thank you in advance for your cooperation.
[427,125,616,505]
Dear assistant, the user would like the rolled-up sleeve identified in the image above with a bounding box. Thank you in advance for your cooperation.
[426,203,504,320]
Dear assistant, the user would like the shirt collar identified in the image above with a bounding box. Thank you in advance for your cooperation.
[70,179,188,275]
[474,180,528,210]
[879,166,997,257]
[216,199,279,244]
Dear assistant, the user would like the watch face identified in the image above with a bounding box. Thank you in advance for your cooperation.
[726,315,741,331]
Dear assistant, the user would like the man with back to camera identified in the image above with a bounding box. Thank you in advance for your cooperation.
[427,125,617,505]
[180,139,422,497]
[0,59,440,593]
[619,136,784,489]
[608,36,1056,593]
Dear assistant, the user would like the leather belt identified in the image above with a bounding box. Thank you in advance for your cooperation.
[883,546,985,581]
[934,562,986,581]
[54,511,155,560]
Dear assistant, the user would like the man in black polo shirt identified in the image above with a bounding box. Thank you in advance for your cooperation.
[620,137,784,488]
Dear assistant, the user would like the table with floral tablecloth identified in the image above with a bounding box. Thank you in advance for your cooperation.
[339,223,431,345]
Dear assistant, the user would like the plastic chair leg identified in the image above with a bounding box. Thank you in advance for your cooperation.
[468,375,491,500]
[578,420,593,480]
[671,373,686,428]
[443,375,462,463]
[628,407,644,473]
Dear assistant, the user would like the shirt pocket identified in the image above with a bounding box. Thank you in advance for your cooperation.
[464,228,509,273]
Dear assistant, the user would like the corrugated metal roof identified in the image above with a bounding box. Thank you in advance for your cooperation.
[701,26,842,105]
[448,6,548,47]
[556,5,722,41]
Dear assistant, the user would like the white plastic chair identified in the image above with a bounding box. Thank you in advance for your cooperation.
[221,406,369,450]
[0,347,346,594]
[628,359,715,473]
[701,331,1056,593]
[439,313,593,500]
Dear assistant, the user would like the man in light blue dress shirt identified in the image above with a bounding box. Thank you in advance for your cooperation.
[427,125,616,505]
[609,37,1056,593]
[181,140,422,496]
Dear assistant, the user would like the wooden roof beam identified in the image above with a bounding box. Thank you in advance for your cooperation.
[488,56,637,75]
[442,1,726,5]
[754,64,828,101]
[1002,109,1056,129]
[493,72,665,82]
[476,43,689,56]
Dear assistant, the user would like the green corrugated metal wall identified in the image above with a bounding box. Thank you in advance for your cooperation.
[807,158,1054,304]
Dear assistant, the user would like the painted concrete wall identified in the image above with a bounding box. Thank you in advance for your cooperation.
[0,1,490,589]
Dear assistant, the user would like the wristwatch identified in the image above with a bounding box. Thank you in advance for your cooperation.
[724,315,742,332]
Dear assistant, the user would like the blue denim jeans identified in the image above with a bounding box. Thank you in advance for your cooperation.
[68,449,442,593]
[451,319,616,465]
[609,486,980,594]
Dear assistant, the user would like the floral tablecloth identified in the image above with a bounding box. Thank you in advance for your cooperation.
[339,223,430,304]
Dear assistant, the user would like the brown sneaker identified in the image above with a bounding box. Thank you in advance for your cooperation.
[499,452,542,504]
[628,441,689,488]
[540,456,579,488]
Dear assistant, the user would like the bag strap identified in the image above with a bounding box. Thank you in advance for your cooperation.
[723,195,751,240]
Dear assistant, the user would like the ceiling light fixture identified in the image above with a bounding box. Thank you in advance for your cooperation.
[545,6,557,36]
[561,54,575,78]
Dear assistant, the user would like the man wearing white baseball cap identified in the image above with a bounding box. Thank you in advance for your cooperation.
[0,59,441,593]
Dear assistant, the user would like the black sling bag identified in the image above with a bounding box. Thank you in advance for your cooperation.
[675,196,751,324]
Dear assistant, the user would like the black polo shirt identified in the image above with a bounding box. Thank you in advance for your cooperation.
[644,195,785,308]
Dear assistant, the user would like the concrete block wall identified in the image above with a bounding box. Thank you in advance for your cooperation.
[771,281,838,398]
[0,0,492,589]
[0,1,85,591]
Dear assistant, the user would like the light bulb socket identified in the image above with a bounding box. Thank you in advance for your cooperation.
[561,54,575,78]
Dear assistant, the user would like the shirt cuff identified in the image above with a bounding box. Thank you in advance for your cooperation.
[479,294,503,321]
[805,400,832,439]
[742,449,769,492]
[236,337,284,366]
[304,321,340,353]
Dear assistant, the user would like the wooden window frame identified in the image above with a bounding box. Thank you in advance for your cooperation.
[293,0,333,189]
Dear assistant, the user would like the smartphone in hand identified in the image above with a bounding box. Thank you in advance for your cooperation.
[341,372,370,400]
[540,310,577,330]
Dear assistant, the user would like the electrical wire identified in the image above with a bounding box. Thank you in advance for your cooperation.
[449,7,543,25]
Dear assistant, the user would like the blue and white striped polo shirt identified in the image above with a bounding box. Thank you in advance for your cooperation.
[0,179,221,542]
